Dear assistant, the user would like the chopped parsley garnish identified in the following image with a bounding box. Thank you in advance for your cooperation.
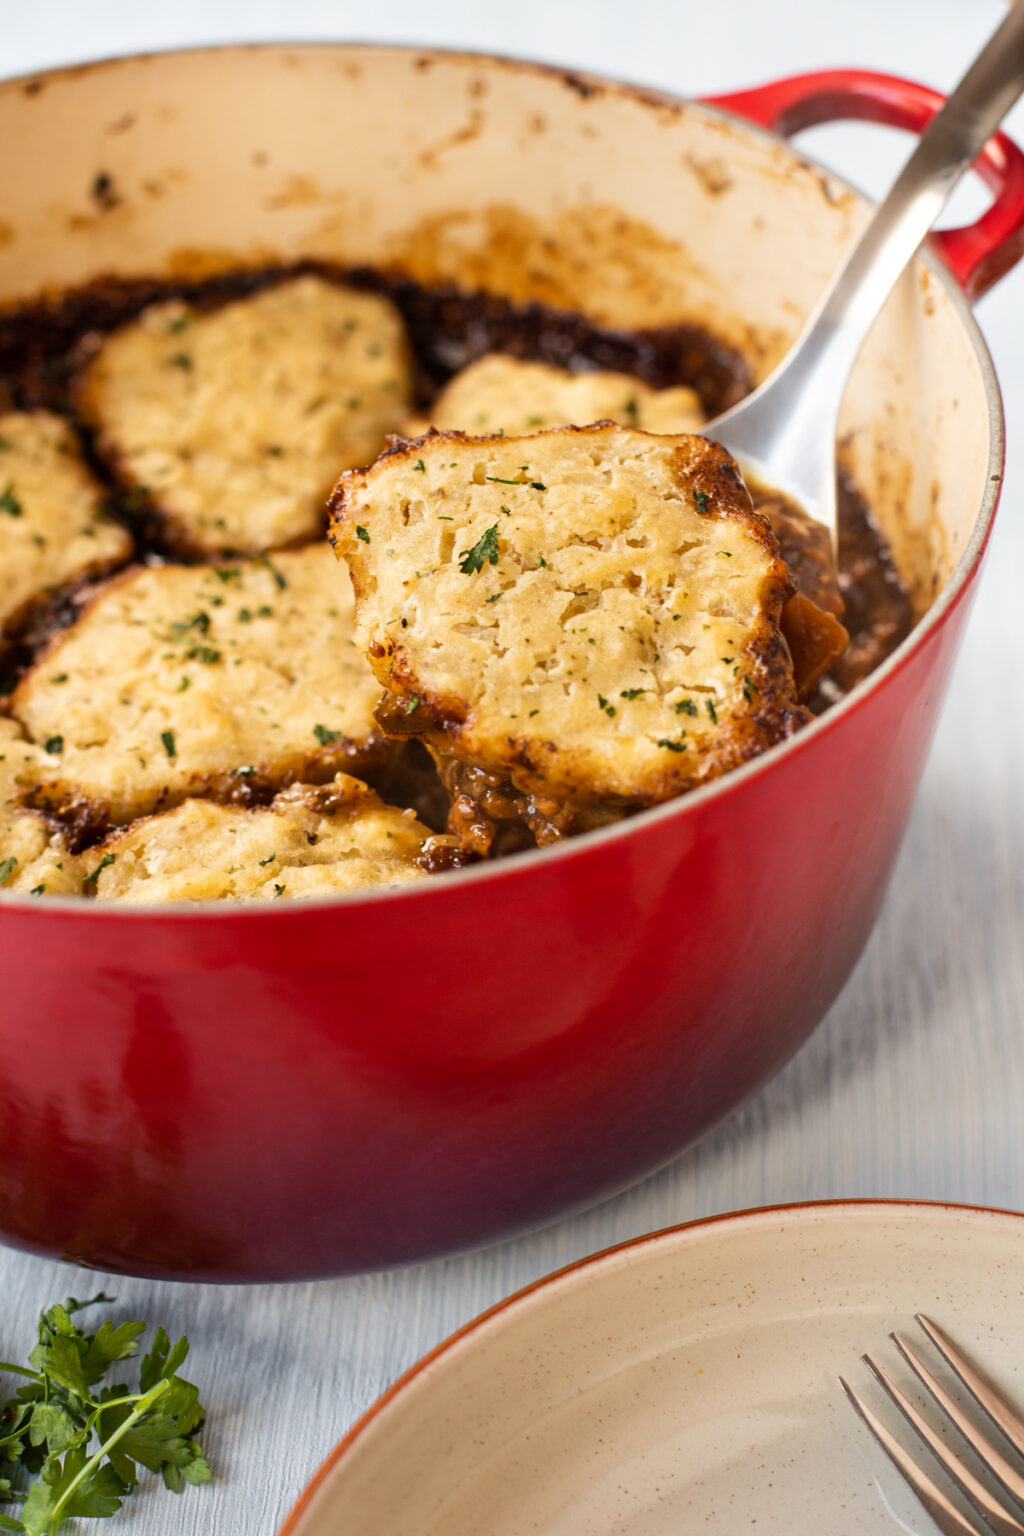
[185,645,220,665]
[486,591,502,603]
[405,695,420,714]
[458,523,501,574]
[83,853,115,889]
[693,489,709,514]
[355,525,371,544]
[313,724,340,745]
[177,676,191,692]
[44,735,64,755]
[258,852,276,867]
[721,656,734,665]
[706,699,718,724]
[485,474,547,490]
[620,688,645,700]
[168,312,190,333]
[167,351,193,370]
[259,553,287,590]
[657,737,687,752]
[160,729,177,759]
[499,504,511,517]
[30,883,45,896]
[742,675,756,703]
[273,883,286,898]
[0,482,22,517]
[597,694,616,718]
[50,673,68,684]
[0,1290,211,1532]
[413,459,426,473]
[676,699,697,717]
[213,566,240,582]
[237,608,252,622]
[0,856,17,886]
[171,611,211,637]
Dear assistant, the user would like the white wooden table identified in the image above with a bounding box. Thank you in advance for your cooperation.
[3,3,1022,1532]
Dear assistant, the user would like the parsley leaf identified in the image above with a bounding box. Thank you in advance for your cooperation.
[0,1294,210,1534]
[82,854,115,891]
[693,489,709,514]
[313,724,340,746]
[0,857,17,887]
[355,526,371,544]
[458,524,501,574]
[0,484,21,518]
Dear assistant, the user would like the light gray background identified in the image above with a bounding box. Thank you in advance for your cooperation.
[2,3,1022,1532]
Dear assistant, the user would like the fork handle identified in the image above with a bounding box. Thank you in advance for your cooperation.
[705,60,1024,301]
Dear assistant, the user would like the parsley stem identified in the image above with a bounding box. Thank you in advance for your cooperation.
[0,1361,41,1380]
[46,1379,171,1535]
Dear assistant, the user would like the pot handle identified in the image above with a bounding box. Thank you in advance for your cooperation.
[702,68,1024,301]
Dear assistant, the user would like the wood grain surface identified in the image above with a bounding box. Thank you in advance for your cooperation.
[2,3,1021,1532]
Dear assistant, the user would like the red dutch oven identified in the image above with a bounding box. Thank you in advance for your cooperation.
[0,47,1021,1281]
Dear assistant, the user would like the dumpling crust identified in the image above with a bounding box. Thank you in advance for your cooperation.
[0,411,132,642]
[328,423,807,831]
[10,543,391,838]
[83,773,429,903]
[74,276,412,556]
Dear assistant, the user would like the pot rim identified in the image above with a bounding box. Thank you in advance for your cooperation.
[0,40,1006,920]
[276,1194,1024,1536]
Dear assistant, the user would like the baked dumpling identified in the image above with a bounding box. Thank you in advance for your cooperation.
[83,773,429,903]
[11,543,392,841]
[0,719,83,896]
[406,353,704,438]
[74,276,412,556]
[0,410,132,643]
[329,423,809,853]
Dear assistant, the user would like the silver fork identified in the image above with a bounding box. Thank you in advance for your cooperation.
[841,1316,1024,1536]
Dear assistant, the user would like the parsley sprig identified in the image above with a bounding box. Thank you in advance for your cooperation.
[0,1295,210,1535]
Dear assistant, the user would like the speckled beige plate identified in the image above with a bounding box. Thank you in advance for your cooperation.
[280,1202,1024,1535]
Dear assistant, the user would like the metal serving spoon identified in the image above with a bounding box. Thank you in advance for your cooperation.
[707,1,1024,546]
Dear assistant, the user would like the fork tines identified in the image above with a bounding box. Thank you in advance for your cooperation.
[841,1314,1024,1536]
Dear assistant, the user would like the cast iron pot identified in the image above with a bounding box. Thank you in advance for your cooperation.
[0,47,1021,1280]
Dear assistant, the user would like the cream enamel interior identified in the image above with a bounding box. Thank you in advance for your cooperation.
[0,44,993,630]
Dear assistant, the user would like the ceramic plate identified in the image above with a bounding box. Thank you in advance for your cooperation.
[281,1201,1024,1535]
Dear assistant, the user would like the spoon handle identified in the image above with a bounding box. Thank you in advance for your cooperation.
[713,4,1024,523]
[807,1,1024,388]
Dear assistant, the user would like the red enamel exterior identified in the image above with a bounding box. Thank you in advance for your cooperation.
[0,57,1014,1281]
